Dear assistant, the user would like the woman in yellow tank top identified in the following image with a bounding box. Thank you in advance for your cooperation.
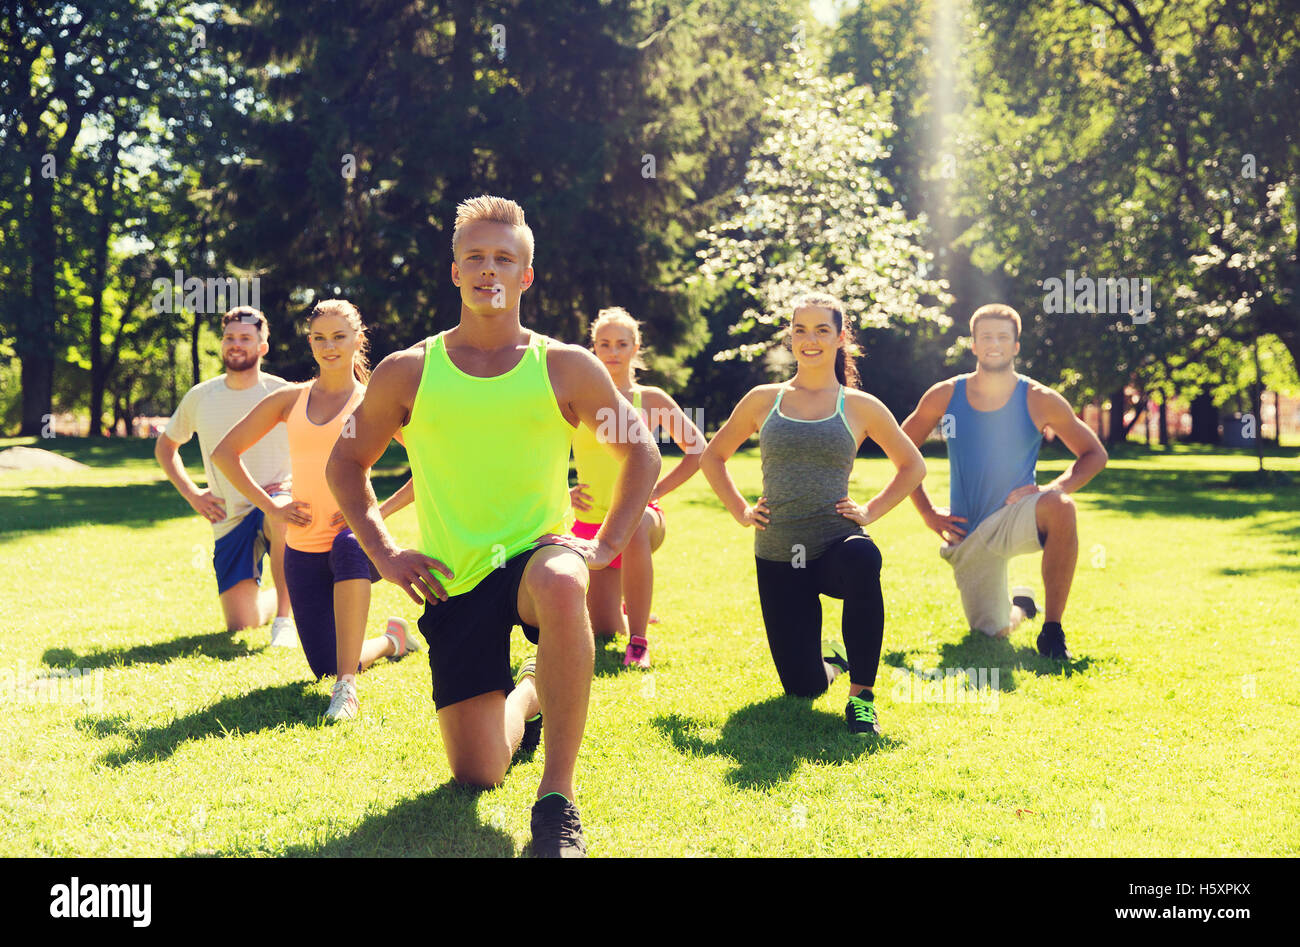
[570,308,705,668]
[213,300,418,721]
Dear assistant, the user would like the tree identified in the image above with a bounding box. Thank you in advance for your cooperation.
[692,54,951,421]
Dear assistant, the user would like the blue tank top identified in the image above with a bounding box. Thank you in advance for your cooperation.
[945,375,1041,536]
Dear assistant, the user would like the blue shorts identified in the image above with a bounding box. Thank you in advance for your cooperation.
[213,508,272,594]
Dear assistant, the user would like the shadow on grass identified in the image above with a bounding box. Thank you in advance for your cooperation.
[881,633,1093,693]
[278,782,517,858]
[44,629,265,670]
[89,680,326,767]
[652,696,899,791]
[0,465,408,543]
[1077,465,1300,534]
[0,481,194,540]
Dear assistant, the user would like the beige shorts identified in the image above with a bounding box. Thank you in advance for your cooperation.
[938,493,1044,635]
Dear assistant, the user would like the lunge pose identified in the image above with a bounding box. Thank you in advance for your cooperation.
[155,307,295,643]
[701,293,925,735]
[327,196,659,856]
[212,300,419,720]
[899,304,1107,659]
[570,306,705,668]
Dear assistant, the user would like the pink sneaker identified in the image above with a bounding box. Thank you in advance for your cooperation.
[383,617,421,660]
[624,635,651,669]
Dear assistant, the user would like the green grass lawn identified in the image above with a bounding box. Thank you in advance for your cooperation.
[1,436,1297,856]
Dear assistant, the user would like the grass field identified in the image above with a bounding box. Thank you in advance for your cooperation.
[1,435,1297,857]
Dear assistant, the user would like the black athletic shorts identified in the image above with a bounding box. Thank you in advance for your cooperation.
[419,541,583,710]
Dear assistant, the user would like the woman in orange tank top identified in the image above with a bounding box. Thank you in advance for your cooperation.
[213,300,418,722]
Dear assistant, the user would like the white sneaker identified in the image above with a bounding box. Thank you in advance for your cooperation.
[325,679,358,722]
[269,616,298,648]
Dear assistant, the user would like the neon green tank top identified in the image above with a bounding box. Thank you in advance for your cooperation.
[402,330,574,597]
[572,388,642,524]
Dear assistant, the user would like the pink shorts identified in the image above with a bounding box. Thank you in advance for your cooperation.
[572,500,662,571]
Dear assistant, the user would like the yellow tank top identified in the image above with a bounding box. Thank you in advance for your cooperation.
[401,331,574,597]
[572,388,643,524]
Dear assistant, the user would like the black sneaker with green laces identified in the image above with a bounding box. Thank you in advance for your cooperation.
[845,694,880,736]
[529,793,587,858]
[822,640,850,676]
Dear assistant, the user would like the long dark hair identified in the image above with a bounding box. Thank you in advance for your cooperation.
[789,292,859,389]
[304,299,371,383]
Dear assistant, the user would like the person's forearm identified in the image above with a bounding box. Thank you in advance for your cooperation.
[909,481,938,516]
[156,446,200,501]
[866,459,926,521]
[652,453,700,500]
[700,451,748,521]
[211,448,274,513]
[597,443,661,551]
[378,477,415,518]
[328,456,399,561]
[1049,448,1107,494]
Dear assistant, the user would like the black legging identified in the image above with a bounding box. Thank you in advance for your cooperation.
[753,533,885,697]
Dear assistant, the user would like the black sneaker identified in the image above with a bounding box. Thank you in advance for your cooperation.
[822,639,850,676]
[514,659,542,757]
[1011,586,1039,620]
[1036,623,1073,661]
[529,793,587,858]
[845,694,880,736]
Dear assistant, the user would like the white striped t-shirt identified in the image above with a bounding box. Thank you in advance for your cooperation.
[164,373,293,539]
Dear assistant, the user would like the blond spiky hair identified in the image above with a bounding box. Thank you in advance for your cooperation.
[452,195,535,269]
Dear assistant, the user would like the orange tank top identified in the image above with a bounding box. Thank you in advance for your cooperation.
[285,382,366,553]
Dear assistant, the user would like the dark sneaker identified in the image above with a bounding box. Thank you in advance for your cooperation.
[1011,586,1039,620]
[845,694,880,736]
[514,659,542,757]
[1036,623,1073,661]
[529,793,587,858]
[822,639,850,676]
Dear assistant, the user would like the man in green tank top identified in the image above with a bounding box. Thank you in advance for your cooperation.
[327,195,660,857]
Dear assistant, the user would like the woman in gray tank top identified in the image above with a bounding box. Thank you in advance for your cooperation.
[700,293,926,735]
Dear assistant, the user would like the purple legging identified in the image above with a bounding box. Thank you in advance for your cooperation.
[282,529,380,679]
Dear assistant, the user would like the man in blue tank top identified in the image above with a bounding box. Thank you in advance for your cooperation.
[901,305,1108,659]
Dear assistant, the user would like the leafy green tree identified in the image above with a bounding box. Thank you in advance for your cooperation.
[692,55,951,421]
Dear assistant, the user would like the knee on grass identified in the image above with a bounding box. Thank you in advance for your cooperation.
[448,751,510,789]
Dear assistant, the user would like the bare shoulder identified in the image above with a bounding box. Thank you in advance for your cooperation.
[843,387,887,410]
[927,376,960,400]
[545,339,607,385]
[635,385,675,411]
[1022,375,1071,409]
[366,341,428,409]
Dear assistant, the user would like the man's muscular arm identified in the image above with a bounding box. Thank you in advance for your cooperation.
[326,347,452,605]
[1005,385,1108,503]
[900,379,967,542]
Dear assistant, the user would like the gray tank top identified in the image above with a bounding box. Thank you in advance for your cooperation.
[755,384,864,562]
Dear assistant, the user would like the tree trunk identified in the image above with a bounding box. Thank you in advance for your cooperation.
[1253,337,1265,472]
[191,215,209,387]
[19,161,58,436]
[1188,391,1219,444]
[1158,394,1169,446]
[89,133,122,438]
[1107,387,1127,446]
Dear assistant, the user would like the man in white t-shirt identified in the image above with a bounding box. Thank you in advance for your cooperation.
[155,307,296,642]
